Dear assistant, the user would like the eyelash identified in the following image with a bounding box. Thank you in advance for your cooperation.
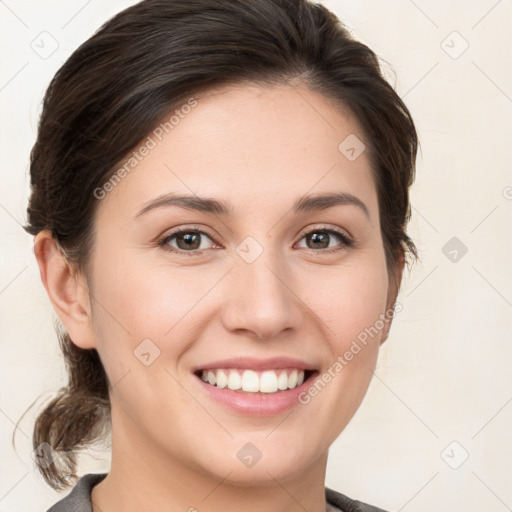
[157,225,354,257]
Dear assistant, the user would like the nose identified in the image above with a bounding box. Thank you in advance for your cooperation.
[220,244,304,340]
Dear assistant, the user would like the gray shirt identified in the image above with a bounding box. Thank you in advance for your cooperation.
[46,473,388,512]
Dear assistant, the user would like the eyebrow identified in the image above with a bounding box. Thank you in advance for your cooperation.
[133,191,370,220]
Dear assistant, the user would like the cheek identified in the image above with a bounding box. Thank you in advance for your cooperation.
[88,256,221,377]
[87,264,200,427]
[301,256,390,350]
[297,263,388,423]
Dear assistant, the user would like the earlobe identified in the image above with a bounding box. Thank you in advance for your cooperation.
[33,230,96,350]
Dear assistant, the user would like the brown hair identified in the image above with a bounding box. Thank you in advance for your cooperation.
[16,0,419,491]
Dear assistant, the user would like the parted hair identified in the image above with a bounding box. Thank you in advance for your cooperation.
[17,0,418,491]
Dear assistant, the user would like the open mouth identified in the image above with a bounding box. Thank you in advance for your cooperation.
[193,368,317,394]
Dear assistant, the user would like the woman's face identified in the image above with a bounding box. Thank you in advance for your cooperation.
[81,82,399,485]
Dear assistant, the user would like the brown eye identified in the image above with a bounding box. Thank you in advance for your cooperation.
[296,228,353,252]
[159,228,217,255]
[173,231,202,250]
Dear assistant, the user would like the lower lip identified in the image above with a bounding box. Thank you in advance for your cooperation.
[194,372,318,417]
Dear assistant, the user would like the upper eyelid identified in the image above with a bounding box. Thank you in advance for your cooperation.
[160,225,218,243]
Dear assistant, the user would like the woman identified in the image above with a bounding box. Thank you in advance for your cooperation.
[22,0,418,510]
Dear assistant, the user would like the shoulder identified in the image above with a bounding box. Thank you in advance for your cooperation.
[45,473,107,512]
[326,486,389,512]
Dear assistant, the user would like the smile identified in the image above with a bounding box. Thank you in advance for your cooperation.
[195,368,315,393]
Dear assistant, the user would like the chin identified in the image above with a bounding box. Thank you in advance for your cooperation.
[197,436,323,486]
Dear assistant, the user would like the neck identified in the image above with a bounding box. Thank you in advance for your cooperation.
[91,405,329,512]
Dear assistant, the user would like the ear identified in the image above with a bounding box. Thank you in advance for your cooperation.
[33,230,97,349]
[380,250,405,346]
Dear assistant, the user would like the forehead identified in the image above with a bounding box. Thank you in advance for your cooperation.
[96,82,378,224]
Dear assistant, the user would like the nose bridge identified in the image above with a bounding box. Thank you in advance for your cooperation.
[221,235,302,339]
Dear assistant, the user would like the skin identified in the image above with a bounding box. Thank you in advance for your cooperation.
[35,82,403,512]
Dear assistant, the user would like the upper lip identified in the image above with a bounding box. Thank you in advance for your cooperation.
[192,357,317,373]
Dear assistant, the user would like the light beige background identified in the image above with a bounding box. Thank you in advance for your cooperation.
[1,1,511,510]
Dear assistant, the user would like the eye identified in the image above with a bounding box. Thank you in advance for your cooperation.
[158,225,354,256]
[295,226,354,253]
[158,227,218,255]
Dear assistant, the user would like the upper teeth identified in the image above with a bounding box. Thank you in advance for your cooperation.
[200,369,306,393]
